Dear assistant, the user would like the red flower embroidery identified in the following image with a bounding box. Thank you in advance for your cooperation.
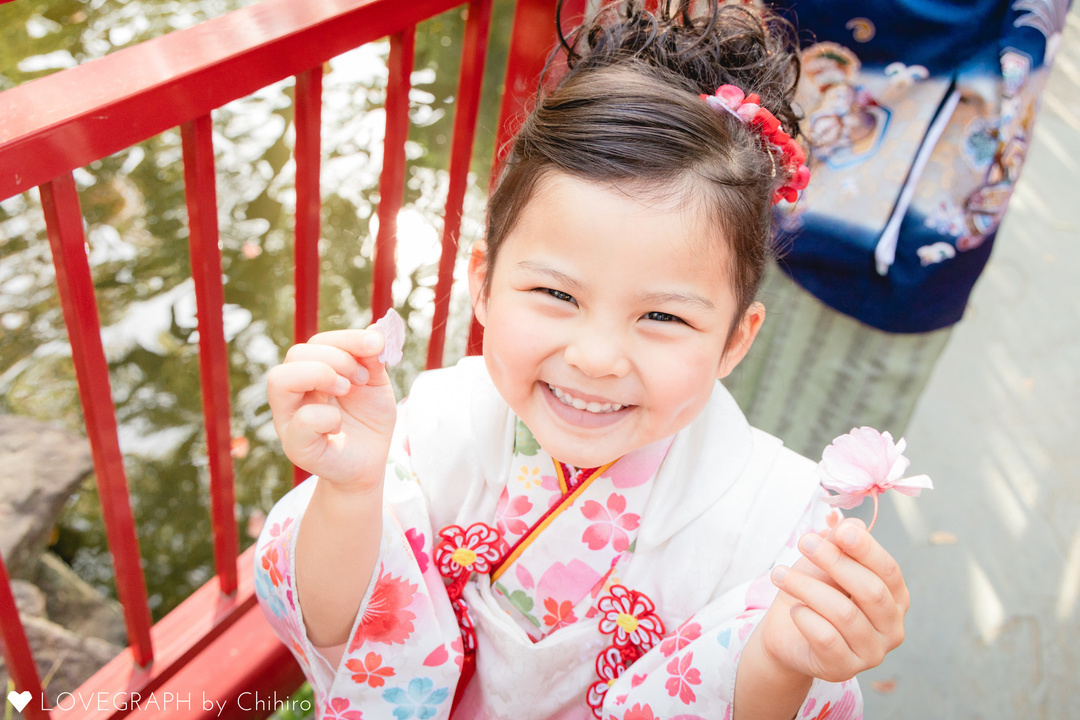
[261,547,283,587]
[495,489,533,538]
[659,620,702,657]
[586,587,666,718]
[345,651,395,688]
[434,523,507,580]
[586,681,610,719]
[581,493,641,552]
[597,644,629,683]
[664,651,702,705]
[323,697,364,720]
[597,585,665,651]
[586,645,628,718]
[347,569,417,652]
[542,598,578,630]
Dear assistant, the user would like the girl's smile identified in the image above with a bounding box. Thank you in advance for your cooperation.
[470,173,764,468]
[541,380,633,429]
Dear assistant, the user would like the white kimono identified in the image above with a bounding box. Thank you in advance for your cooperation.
[255,357,862,720]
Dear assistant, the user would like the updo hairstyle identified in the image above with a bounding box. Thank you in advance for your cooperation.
[482,0,803,342]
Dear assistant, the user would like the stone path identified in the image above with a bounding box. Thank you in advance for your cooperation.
[857,7,1080,719]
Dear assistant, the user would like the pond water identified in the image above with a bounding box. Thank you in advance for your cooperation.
[0,0,516,619]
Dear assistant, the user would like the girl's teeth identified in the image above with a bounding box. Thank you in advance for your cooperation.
[547,384,625,414]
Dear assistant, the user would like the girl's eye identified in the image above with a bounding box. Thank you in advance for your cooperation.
[539,288,577,304]
[644,311,685,324]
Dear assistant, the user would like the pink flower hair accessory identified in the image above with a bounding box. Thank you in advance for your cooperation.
[700,84,810,204]
[818,427,933,531]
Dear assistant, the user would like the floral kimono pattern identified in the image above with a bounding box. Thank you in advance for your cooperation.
[255,357,864,719]
[483,420,669,641]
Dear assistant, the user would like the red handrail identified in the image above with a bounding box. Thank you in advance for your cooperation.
[0,0,572,715]
[0,0,467,201]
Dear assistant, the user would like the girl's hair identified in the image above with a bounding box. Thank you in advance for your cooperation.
[483,0,802,342]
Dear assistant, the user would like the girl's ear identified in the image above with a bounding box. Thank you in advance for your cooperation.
[717,302,765,379]
[467,242,489,327]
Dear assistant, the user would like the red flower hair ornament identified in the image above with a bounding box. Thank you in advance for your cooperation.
[700,84,810,204]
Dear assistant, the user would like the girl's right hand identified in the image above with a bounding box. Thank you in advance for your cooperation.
[267,329,397,492]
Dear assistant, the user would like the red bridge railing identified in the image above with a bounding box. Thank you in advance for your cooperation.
[0,0,586,717]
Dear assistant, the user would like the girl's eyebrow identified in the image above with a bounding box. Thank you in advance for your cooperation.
[639,291,715,311]
[515,260,584,292]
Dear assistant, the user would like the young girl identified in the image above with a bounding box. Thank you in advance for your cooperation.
[255,2,908,718]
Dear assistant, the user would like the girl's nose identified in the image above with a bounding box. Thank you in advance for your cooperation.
[564,334,632,379]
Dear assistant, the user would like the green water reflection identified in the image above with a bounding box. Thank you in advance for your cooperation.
[0,0,515,619]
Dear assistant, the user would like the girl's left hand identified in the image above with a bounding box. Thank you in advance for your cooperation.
[759,518,909,683]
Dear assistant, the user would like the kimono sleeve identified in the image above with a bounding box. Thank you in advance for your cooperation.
[252,404,463,720]
[594,491,861,720]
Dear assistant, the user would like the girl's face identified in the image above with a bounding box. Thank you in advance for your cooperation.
[469,173,763,468]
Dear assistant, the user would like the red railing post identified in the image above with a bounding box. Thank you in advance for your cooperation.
[371,27,416,320]
[0,553,50,720]
[292,65,325,486]
[40,174,154,667]
[426,0,494,370]
[181,115,240,597]
[294,65,324,346]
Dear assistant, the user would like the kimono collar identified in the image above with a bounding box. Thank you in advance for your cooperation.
[632,380,753,554]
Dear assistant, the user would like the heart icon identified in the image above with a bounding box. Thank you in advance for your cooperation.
[7,690,32,712]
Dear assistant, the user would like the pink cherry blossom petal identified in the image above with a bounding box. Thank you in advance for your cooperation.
[822,492,867,510]
[889,474,934,496]
[374,308,405,366]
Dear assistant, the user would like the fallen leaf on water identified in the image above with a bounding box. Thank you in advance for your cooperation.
[871,679,898,694]
[929,531,958,545]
